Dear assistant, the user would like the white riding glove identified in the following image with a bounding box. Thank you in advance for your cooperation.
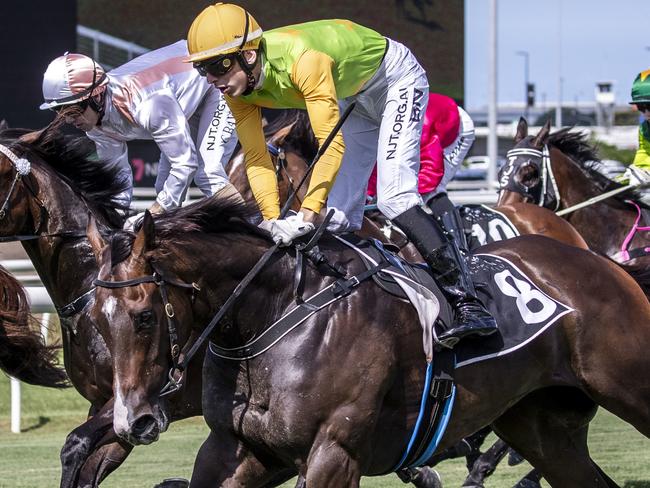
[123,211,145,231]
[623,166,650,186]
[260,213,315,246]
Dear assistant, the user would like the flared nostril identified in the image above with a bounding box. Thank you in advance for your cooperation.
[131,414,156,436]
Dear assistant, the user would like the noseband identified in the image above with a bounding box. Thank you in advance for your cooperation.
[93,264,200,397]
[499,145,561,211]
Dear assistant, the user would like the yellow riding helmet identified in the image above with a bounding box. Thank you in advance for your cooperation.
[186,3,263,64]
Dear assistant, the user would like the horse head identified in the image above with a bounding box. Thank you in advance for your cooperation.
[86,198,262,446]
[497,118,617,216]
[87,212,198,445]
[496,118,553,207]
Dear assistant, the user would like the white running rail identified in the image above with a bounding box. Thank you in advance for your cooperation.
[77,25,149,69]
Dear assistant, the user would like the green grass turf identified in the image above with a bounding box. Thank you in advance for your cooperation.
[1,374,649,487]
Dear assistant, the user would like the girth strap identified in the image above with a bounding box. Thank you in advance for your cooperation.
[209,260,390,361]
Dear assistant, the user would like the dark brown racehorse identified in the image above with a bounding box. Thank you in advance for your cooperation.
[88,196,650,488]
[0,263,67,387]
[227,111,587,487]
[497,118,650,264]
[0,126,209,488]
[0,126,140,487]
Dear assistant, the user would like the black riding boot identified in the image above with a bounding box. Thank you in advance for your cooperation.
[392,204,497,348]
[427,192,471,256]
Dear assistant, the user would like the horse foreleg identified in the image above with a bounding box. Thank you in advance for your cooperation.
[76,440,133,488]
[462,438,510,488]
[59,399,115,488]
[513,469,543,488]
[189,431,294,488]
[305,440,361,488]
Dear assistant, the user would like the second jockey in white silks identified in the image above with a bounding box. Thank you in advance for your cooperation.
[39,40,240,221]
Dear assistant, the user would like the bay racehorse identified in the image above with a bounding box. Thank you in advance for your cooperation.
[0,125,208,488]
[227,110,589,487]
[88,196,650,488]
[0,262,67,387]
[497,118,650,265]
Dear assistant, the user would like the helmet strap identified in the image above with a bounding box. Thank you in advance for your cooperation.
[89,91,106,126]
[235,10,257,96]
[236,51,258,96]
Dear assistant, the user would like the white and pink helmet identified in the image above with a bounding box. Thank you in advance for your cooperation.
[39,53,108,111]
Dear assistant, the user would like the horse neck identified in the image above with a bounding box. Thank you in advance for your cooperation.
[21,163,103,306]
[159,233,294,343]
[552,150,602,207]
[552,150,639,256]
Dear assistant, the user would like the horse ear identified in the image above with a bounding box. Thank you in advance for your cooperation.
[533,119,552,148]
[86,215,107,264]
[514,117,528,143]
[131,210,156,259]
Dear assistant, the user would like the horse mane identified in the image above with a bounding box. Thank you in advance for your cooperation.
[264,109,318,161]
[0,124,129,227]
[548,128,622,194]
[109,196,268,267]
[0,265,68,388]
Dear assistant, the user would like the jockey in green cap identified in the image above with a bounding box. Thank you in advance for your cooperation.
[622,69,650,186]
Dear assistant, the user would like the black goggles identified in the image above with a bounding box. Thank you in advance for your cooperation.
[636,103,650,112]
[194,54,237,78]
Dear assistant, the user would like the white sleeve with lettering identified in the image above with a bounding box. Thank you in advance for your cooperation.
[135,92,198,210]
[193,87,237,196]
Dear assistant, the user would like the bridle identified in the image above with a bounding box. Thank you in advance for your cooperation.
[93,262,200,397]
[267,142,302,206]
[498,144,561,211]
[0,144,47,226]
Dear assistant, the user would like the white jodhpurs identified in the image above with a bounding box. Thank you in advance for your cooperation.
[326,39,429,232]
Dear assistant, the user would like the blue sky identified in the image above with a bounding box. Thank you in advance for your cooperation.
[465,0,650,109]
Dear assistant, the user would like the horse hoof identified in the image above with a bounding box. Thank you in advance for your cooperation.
[153,478,190,488]
[412,467,443,488]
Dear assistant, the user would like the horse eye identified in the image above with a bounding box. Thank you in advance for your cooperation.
[517,163,539,187]
[135,310,154,331]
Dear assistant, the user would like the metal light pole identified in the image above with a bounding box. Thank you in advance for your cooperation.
[487,0,498,189]
[555,0,563,128]
[516,50,529,121]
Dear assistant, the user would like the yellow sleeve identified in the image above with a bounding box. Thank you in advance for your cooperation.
[224,95,280,219]
[633,127,650,171]
[291,49,346,214]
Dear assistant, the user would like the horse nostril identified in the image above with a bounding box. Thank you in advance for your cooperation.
[131,414,156,436]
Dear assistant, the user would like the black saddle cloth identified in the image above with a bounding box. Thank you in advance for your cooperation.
[460,204,520,250]
[339,235,573,365]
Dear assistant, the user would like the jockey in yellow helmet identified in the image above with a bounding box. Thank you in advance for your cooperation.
[186,2,497,347]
